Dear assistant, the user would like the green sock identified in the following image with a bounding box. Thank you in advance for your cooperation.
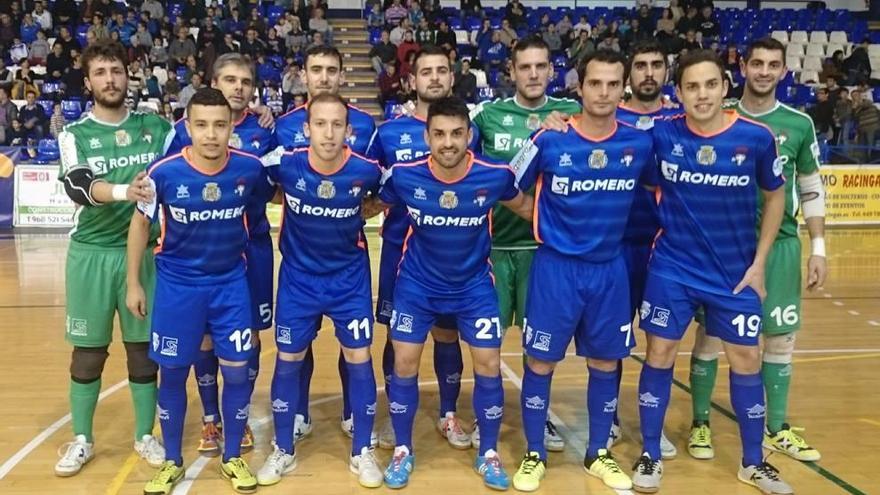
[762,361,792,433]
[689,357,718,423]
[129,381,158,439]
[70,379,101,442]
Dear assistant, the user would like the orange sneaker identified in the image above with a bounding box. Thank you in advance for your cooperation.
[240,424,255,452]
[197,421,223,457]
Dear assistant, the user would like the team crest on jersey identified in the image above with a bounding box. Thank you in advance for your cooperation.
[621,148,635,167]
[502,114,514,126]
[526,113,541,131]
[473,189,488,207]
[400,133,412,145]
[696,145,717,166]
[588,149,608,169]
[439,190,459,209]
[115,130,131,147]
[202,182,221,202]
[349,180,363,196]
[558,152,572,167]
[637,116,654,129]
[229,133,243,149]
[414,187,427,200]
[176,184,189,199]
[89,137,102,149]
[732,146,748,166]
[317,180,336,199]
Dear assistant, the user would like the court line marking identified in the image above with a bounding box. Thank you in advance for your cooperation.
[501,348,880,358]
[858,419,880,428]
[0,379,129,480]
[104,452,140,495]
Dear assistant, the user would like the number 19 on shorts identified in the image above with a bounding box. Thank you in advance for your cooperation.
[732,314,761,338]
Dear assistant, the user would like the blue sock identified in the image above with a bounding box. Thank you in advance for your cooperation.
[382,339,394,390]
[473,373,503,456]
[296,345,314,421]
[433,339,463,417]
[587,366,619,458]
[158,365,189,465]
[270,358,303,454]
[220,364,252,461]
[389,373,419,452]
[521,364,552,460]
[339,351,351,420]
[729,371,765,467]
[638,363,674,460]
[193,350,220,422]
[346,360,378,455]
[614,359,623,426]
[247,343,261,394]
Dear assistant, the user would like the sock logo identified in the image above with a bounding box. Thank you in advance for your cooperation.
[389,401,408,414]
[272,398,289,413]
[650,306,671,328]
[779,364,792,377]
[197,373,217,386]
[524,395,546,410]
[276,326,292,345]
[484,405,503,420]
[248,367,258,380]
[691,364,707,377]
[532,331,551,352]
[367,402,377,416]
[639,392,660,408]
[236,405,250,420]
[603,398,618,413]
[746,404,766,419]
[160,336,179,357]
[157,405,170,420]
[446,372,462,384]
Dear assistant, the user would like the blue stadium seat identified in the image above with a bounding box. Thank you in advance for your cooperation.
[168,3,183,17]
[467,17,482,31]
[488,69,500,87]
[267,5,285,27]
[35,139,60,164]
[552,54,567,69]
[266,55,284,69]
[76,25,89,47]
[37,100,54,118]
[448,17,462,30]
[176,66,188,81]
[477,87,494,102]
[41,81,61,94]
[61,100,83,120]
[874,87,880,104]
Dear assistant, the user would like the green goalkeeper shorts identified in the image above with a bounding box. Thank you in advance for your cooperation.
[490,248,535,329]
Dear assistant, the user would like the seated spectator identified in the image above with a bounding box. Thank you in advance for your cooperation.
[399,50,417,80]
[453,58,477,103]
[49,104,67,139]
[264,84,284,115]
[62,56,85,97]
[857,81,874,103]
[275,15,294,39]
[543,23,562,54]
[29,31,50,65]
[598,34,621,53]
[197,19,222,51]
[307,31,328,50]
[287,18,309,54]
[367,2,385,29]
[636,4,655,33]
[88,13,109,41]
[568,30,594,66]
[378,62,401,105]
[409,1,424,26]
[435,20,456,51]
[851,89,880,160]
[656,9,676,40]
[594,17,608,37]
[109,12,136,47]
[821,50,845,84]
[20,14,41,45]
[843,39,872,85]
[150,37,169,67]
[18,90,47,139]
[11,60,39,100]
[177,72,204,108]
[723,45,740,74]
[169,26,197,68]
[143,66,163,99]
[224,8,246,40]
[682,29,702,51]
[128,58,146,97]
[538,13,552,33]
[0,88,18,145]
[11,39,29,63]
[370,29,397,73]
[416,18,436,46]
[32,1,52,33]
[282,63,307,99]
[495,61,515,98]
[266,29,286,56]
[498,18,518,47]
[677,6,700,36]
[557,14,573,38]
[0,14,14,50]
[809,87,835,138]
[834,87,852,144]
[397,31,419,66]
[239,27,267,58]
[448,47,461,74]
[481,31,509,69]
[461,0,482,18]
[309,7,333,44]
[573,15,591,35]
[698,5,719,40]
[826,76,843,105]
[183,0,208,26]
[131,22,154,57]
[5,118,34,146]
[622,18,651,52]
[472,18,491,48]
[385,0,409,27]
[247,7,268,36]
[505,0,526,29]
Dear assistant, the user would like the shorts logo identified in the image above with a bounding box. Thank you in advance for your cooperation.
[157,405,169,420]
[272,399,289,413]
[276,326,292,345]
[389,401,408,414]
[446,372,461,384]
[747,404,766,419]
[532,331,551,352]
[69,317,88,337]
[650,307,671,328]
[524,395,546,410]
[484,405,503,420]
[366,402,377,416]
[235,405,250,420]
[380,301,393,318]
[197,374,217,386]
[160,337,179,357]
[603,398,618,413]
[396,313,414,333]
[639,392,660,408]
[639,301,652,321]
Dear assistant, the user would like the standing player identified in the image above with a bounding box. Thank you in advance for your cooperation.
[127,88,269,495]
[686,38,826,463]
[470,36,580,451]
[510,50,653,493]
[367,46,479,450]
[631,50,792,494]
[55,40,172,477]
[271,45,377,441]
[256,94,384,488]
[373,97,533,490]
[165,53,278,457]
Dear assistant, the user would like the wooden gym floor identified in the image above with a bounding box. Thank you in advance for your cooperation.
[0,228,877,495]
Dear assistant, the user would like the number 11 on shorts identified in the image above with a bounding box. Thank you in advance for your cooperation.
[348,318,371,340]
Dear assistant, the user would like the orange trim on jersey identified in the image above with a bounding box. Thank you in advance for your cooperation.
[684,109,738,137]
[278,103,306,120]
[428,150,474,184]
[350,148,381,165]
[232,109,251,127]
[229,148,262,161]
[397,226,415,276]
[153,208,166,255]
[618,102,663,114]
[356,230,366,250]
[183,146,230,176]
[307,146,352,176]
[568,116,618,142]
[146,152,182,175]
[529,128,549,144]
[532,175,544,244]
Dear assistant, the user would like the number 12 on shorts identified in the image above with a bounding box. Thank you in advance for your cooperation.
[230,328,253,352]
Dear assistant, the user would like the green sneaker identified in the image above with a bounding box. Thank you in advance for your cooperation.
[512,452,546,492]
[219,457,258,493]
[143,460,184,495]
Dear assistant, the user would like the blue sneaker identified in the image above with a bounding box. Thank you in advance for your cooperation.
[474,449,510,491]
[384,446,415,489]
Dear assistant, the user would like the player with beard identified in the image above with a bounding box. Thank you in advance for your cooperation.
[686,38,826,466]
[55,39,174,477]
[366,46,481,450]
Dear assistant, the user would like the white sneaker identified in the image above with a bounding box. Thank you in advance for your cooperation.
[350,446,384,488]
[378,418,395,450]
[471,420,481,450]
[134,434,165,468]
[738,461,794,495]
[294,414,313,442]
[437,412,471,449]
[341,415,379,447]
[660,431,678,460]
[55,435,94,477]
[607,423,623,449]
[632,453,663,493]
[256,444,297,486]
[544,420,565,452]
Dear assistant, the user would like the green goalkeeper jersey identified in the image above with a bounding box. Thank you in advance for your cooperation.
[735,101,821,239]
[471,95,581,249]
[58,111,174,247]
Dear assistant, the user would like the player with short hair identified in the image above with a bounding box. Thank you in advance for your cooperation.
[271,45,378,443]
[55,39,173,477]
[470,35,581,452]
[367,45,480,450]
[686,37,827,464]
[256,93,385,488]
[127,87,271,495]
[630,50,792,495]
[165,52,278,457]
[371,96,532,490]
[510,50,654,492]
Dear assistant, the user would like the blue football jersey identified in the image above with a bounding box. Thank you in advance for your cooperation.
[274,103,376,154]
[367,114,481,245]
[514,119,654,261]
[616,103,683,244]
[139,149,270,282]
[266,147,382,275]
[378,151,519,296]
[166,112,278,237]
[648,112,784,294]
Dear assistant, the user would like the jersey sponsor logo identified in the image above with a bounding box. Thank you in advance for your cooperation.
[649,306,671,328]
[167,205,245,224]
[296,177,306,191]
[558,152,572,167]
[176,184,190,199]
[603,398,618,413]
[549,175,636,195]
[672,143,684,157]
[395,148,427,162]
[439,190,458,209]
[502,114,514,126]
[660,161,751,187]
[89,137,102,149]
[524,395,546,410]
[696,145,717,166]
[284,193,360,218]
[272,398,289,412]
[86,152,159,174]
[484,405,503,420]
[551,175,569,195]
[389,401,408,414]
[202,182,221,202]
[494,133,528,152]
[747,403,766,419]
[235,405,250,420]
[160,336,179,357]
[197,373,217,386]
[400,133,412,145]
[639,392,660,408]
[115,129,131,147]
[406,206,488,227]
[588,149,608,169]
[532,331,551,352]
[317,180,336,199]
[276,325,292,344]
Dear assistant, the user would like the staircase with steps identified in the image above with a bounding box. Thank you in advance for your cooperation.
[330,18,383,120]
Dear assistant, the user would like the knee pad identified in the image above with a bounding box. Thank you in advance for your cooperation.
[70,346,110,383]
[763,333,796,364]
[124,341,158,383]
[692,330,722,361]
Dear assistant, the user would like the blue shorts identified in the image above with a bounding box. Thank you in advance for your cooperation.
[523,248,635,362]
[275,258,374,353]
[623,241,652,320]
[390,275,502,348]
[639,272,763,346]
[246,233,274,331]
[150,271,255,367]
[375,240,456,330]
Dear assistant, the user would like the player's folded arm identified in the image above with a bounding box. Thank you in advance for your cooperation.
[63,167,102,207]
